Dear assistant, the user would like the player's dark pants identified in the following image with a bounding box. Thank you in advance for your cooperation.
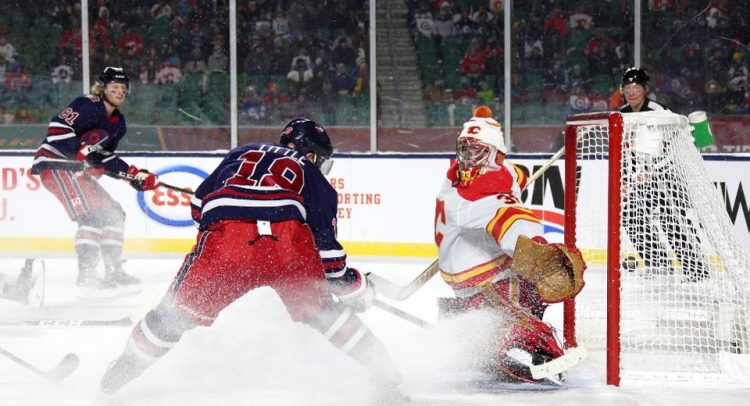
[38,168,126,273]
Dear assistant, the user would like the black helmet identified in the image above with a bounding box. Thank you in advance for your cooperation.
[280,118,334,173]
[99,66,129,88]
[621,67,650,88]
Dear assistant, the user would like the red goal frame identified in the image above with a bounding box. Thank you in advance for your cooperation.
[563,112,624,386]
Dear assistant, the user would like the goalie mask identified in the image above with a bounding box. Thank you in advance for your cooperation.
[280,118,334,175]
[456,106,507,187]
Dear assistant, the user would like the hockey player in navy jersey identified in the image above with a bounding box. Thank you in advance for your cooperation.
[31,67,158,291]
[100,119,406,402]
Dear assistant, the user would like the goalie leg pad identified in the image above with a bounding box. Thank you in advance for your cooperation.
[483,289,567,383]
[510,235,586,303]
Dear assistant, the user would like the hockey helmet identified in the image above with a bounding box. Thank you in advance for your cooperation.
[99,66,130,89]
[280,118,334,174]
[621,67,650,88]
[456,106,506,187]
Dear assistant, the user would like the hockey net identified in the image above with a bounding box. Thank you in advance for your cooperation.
[563,111,750,386]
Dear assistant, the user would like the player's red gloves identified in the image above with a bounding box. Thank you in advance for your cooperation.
[127,165,159,191]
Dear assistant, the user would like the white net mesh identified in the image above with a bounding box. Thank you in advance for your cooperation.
[569,111,750,385]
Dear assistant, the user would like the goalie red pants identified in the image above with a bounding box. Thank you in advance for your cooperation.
[166,219,330,325]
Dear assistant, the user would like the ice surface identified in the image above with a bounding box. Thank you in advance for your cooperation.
[0,257,748,406]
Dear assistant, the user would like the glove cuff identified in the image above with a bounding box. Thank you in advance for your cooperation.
[334,268,367,301]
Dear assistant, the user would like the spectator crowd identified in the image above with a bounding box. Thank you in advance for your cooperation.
[1,1,750,127]
[407,0,750,124]
[0,0,371,126]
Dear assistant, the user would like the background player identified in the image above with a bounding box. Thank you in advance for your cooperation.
[618,67,708,280]
[30,67,159,292]
[100,119,406,402]
[434,106,586,384]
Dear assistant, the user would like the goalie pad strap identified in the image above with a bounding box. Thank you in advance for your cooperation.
[510,235,586,303]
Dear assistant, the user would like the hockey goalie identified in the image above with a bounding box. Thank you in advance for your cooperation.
[434,106,586,385]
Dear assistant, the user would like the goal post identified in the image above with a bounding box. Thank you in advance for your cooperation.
[563,111,750,387]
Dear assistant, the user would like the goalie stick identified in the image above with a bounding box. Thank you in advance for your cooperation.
[525,141,568,185]
[506,346,588,382]
[0,345,79,381]
[368,260,440,301]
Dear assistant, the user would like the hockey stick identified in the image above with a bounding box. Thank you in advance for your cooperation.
[373,298,434,329]
[526,141,567,185]
[0,345,79,381]
[0,316,133,327]
[106,170,194,194]
[530,346,587,380]
[368,259,440,301]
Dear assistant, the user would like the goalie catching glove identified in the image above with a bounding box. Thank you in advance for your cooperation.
[510,235,586,303]
[126,165,160,191]
[332,268,375,313]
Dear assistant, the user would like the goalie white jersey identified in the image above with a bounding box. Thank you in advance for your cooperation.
[435,160,543,298]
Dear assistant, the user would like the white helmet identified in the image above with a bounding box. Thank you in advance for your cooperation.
[456,106,506,187]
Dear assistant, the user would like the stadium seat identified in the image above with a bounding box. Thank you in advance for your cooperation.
[515,102,544,125]
[544,102,567,124]
[443,36,468,70]
[454,102,475,123]
[427,102,450,126]
[524,73,545,99]
[56,81,83,105]
[590,74,614,96]
[417,35,438,66]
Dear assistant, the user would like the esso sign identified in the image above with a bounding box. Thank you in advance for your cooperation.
[137,165,209,227]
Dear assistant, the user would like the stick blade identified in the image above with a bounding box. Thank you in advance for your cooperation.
[530,346,587,380]
[46,353,80,382]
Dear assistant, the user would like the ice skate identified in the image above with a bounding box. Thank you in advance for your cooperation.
[76,267,118,299]
[100,352,149,394]
[370,370,410,405]
[371,383,410,405]
[105,263,141,286]
[1,258,46,307]
[104,263,141,296]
